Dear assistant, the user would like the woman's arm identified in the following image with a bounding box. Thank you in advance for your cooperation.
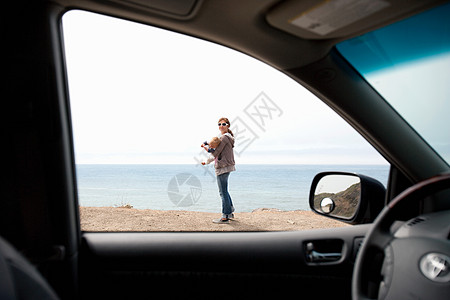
[211,135,229,158]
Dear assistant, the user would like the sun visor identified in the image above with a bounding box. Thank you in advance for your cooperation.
[266,0,445,40]
[105,0,200,19]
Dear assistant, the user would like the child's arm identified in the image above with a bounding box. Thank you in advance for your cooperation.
[201,141,210,152]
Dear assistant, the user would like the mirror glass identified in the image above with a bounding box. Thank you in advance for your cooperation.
[313,174,361,219]
[320,197,335,214]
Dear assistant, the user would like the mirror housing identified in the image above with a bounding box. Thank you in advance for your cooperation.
[309,172,386,224]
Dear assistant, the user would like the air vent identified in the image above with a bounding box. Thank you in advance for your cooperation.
[406,217,426,227]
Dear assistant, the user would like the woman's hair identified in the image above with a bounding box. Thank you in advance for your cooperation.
[218,117,234,137]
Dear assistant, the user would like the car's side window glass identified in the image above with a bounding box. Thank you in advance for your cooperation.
[63,10,389,232]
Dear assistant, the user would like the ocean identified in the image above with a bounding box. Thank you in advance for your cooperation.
[75,164,390,213]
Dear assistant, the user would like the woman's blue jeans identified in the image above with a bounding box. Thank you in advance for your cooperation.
[217,172,234,218]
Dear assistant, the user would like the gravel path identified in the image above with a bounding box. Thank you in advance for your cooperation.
[80,207,349,232]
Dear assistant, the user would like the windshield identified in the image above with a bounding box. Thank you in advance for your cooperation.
[336,3,450,165]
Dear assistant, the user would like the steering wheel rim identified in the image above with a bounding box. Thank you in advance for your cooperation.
[352,173,450,300]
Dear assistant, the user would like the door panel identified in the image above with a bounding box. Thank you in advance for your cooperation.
[79,225,370,299]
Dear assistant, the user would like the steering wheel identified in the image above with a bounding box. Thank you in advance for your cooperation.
[352,173,450,300]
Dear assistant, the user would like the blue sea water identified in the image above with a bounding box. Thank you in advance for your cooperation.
[76,164,390,213]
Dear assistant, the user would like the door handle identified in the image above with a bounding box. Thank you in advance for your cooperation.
[306,242,342,263]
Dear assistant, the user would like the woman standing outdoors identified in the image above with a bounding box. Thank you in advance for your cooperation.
[202,117,236,223]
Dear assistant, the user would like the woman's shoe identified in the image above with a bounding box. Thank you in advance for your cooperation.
[212,218,230,224]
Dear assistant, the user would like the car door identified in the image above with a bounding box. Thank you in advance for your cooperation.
[78,226,371,299]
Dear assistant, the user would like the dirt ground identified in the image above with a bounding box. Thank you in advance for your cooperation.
[79,207,349,232]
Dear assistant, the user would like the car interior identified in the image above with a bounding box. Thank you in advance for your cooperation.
[2,0,450,299]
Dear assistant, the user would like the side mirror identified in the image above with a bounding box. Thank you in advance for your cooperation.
[309,172,386,224]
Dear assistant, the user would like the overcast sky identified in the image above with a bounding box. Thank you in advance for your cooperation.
[62,10,387,165]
